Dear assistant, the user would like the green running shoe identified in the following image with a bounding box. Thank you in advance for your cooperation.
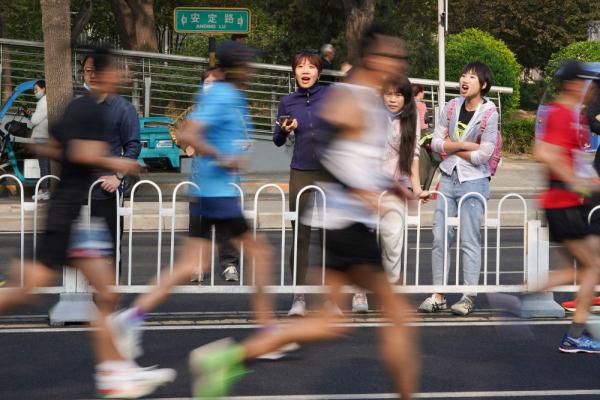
[189,337,249,398]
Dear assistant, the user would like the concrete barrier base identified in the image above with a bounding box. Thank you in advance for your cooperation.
[518,292,565,318]
[49,293,98,326]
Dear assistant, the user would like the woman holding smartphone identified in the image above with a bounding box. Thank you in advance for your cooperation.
[273,50,330,316]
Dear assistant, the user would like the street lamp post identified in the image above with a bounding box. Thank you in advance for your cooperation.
[438,0,447,111]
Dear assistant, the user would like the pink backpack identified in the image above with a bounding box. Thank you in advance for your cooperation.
[446,99,502,176]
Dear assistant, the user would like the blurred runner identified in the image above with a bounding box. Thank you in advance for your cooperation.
[108,41,274,363]
[533,60,600,353]
[188,26,419,399]
[0,47,175,398]
[562,70,600,312]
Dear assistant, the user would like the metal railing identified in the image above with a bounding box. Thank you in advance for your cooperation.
[0,38,514,138]
[0,174,553,299]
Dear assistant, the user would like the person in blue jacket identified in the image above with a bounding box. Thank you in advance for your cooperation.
[273,50,331,316]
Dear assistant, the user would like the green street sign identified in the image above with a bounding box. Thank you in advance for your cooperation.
[173,8,251,34]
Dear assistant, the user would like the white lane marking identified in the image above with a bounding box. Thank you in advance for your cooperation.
[0,319,571,334]
[84,389,600,399]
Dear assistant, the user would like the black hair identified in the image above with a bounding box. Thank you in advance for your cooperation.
[384,78,418,177]
[35,80,46,89]
[93,47,115,72]
[461,61,493,96]
[411,83,424,96]
[79,46,115,72]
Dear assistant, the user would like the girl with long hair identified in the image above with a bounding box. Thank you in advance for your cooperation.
[380,78,429,283]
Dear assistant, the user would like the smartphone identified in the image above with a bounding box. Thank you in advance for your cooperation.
[278,115,291,125]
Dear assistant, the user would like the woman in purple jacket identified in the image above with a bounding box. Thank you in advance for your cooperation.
[273,51,329,316]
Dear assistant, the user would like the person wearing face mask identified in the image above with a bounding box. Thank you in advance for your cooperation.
[273,51,330,317]
[380,79,430,281]
[28,80,50,200]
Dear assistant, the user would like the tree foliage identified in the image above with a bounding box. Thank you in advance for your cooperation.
[545,41,600,78]
[448,0,600,70]
[428,28,522,112]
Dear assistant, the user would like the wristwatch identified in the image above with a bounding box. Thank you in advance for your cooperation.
[116,172,125,180]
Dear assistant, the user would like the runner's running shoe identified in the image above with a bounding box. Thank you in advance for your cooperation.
[96,364,176,398]
[559,332,600,354]
[108,308,144,360]
[561,297,600,312]
[189,337,249,398]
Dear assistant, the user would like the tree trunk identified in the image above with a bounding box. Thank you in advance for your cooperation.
[132,0,158,51]
[0,12,13,104]
[71,0,94,45]
[111,0,158,51]
[40,0,73,125]
[343,0,375,64]
[111,0,136,49]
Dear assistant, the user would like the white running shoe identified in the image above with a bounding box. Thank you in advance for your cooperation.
[108,309,144,360]
[287,295,306,317]
[352,293,369,313]
[95,364,177,399]
[32,191,50,201]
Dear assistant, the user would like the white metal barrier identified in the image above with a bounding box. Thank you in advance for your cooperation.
[0,175,579,316]
[0,174,25,286]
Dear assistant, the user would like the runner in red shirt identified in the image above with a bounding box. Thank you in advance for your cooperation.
[534,60,600,353]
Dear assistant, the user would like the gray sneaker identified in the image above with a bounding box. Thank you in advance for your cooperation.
[417,295,447,313]
[451,296,475,316]
[222,265,239,282]
[352,293,369,313]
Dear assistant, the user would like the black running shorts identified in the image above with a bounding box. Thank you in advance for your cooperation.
[189,215,249,240]
[545,205,600,242]
[325,223,384,272]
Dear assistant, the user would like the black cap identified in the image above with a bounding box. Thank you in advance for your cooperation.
[555,60,599,81]
[217,41,259,69]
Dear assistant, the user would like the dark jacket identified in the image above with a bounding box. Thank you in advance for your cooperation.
[93,93,141,199]
[272,83,329,170]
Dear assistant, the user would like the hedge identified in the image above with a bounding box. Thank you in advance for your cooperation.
[502,117,535,154]
[545,41,600,78]
[428,28,522,113]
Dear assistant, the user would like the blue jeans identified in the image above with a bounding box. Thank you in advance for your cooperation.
[431,170,490,296]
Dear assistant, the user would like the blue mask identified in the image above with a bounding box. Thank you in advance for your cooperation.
[35,91,44,100]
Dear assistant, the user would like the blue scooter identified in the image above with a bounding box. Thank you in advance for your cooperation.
[0,80,39,193]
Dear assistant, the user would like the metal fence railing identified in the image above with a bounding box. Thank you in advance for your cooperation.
[0,173,567,295]
[1,38,514,138]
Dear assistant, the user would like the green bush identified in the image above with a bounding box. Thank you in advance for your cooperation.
[545,41,600,77]
[428,28,522,113]
[502,117,535,154]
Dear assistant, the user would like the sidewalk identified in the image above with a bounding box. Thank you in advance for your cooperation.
[0,158,545,231]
